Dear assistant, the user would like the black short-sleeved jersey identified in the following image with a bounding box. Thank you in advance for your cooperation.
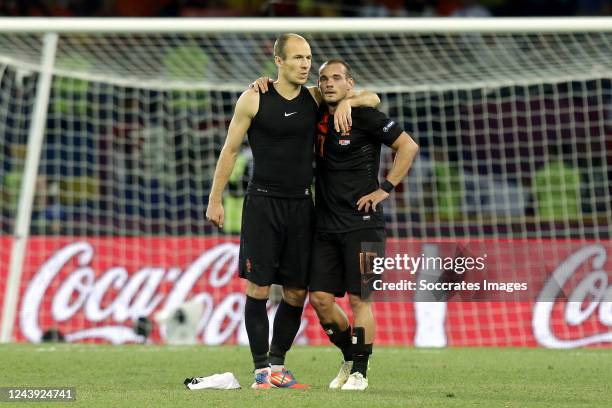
[315,107,403,232]
[246,85,318,198]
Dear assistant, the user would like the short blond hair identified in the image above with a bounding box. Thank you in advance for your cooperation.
[273,33,307,60]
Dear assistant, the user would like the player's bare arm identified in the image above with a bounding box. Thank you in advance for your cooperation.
[249,76,380,133]
[357,132,418,213]
[206,90,259,228]
[308,86,380,134]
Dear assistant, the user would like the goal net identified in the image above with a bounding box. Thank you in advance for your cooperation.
[0,19,610,347]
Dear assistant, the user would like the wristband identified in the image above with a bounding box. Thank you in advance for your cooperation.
[380,179,395,193]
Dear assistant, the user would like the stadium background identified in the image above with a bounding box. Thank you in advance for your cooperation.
[0,1,611,351]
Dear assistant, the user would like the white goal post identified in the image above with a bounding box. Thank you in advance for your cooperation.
[0,18,611,346]
[1,17,612,33]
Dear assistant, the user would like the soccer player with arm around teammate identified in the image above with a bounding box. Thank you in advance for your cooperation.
[309,59,418,391]
[206,34,379,389]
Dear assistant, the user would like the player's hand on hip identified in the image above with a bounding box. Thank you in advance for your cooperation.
[206,202,225,228]
[357,189,389,213]
[334,99,352,135]
[249,76,271,93]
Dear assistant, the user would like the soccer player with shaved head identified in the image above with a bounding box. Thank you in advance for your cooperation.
[207,34,380,389]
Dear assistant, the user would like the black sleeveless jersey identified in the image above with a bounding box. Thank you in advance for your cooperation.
[246,84,318,198]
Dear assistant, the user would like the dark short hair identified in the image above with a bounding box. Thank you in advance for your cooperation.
[319,59,353,80]
[273,33,306,60]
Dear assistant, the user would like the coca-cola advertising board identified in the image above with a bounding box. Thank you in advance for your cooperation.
[1,237,610,348]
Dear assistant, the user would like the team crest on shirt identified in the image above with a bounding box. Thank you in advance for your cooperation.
[339,139,351,146]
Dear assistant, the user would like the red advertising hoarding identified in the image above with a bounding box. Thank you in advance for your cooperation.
[1,237,610,348]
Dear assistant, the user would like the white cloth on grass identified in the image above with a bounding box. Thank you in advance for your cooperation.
[185,372,241,390]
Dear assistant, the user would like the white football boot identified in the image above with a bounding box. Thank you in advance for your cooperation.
[340,372,368,391]
[329,361,353,389]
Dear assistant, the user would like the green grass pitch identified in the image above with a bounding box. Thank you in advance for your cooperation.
[0,344,610,407]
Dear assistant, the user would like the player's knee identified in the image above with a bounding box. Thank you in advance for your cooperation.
[348,294,370,312]
[282,287,307,306]
[246,282,270,299]
[309,291,334,313]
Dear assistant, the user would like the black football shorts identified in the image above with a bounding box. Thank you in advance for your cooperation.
[239,194,314,288]
[309,228,386,299]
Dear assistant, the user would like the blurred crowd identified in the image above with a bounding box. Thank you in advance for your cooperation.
[0,0,610,17]
[0,1,610,238]
[1,75,610,238]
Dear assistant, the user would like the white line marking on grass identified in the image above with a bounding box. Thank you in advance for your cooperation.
[35,347,57,352]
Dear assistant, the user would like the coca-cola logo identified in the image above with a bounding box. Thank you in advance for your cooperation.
[19,241,304,345]
[533,244,612,348]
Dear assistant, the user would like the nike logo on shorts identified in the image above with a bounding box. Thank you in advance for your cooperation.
[284,112,297,117]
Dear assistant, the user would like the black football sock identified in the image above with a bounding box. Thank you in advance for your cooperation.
[321,323,353,362]
[269,299,304,367]
[244,295,270,370]
[350,327,373,378]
